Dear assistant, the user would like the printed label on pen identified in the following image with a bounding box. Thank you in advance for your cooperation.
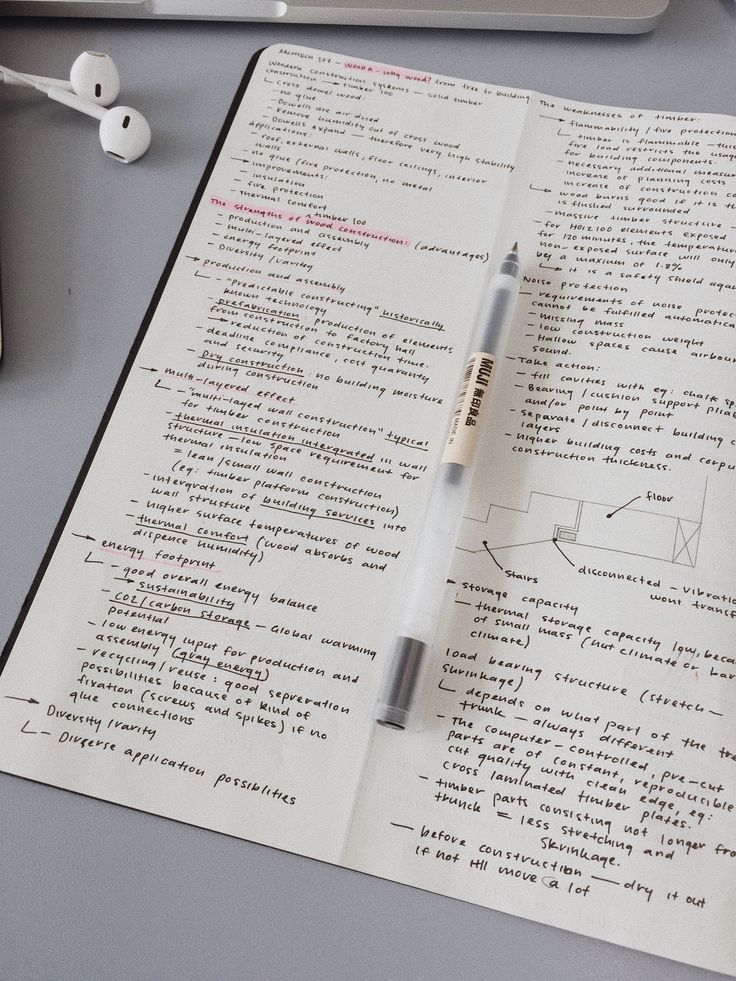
[441,352,496,467]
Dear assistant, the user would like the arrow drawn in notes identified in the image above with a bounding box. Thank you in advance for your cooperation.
[552,537,576,567]
[139,366,158,373]
[4,695,39,704]
[72,532,96,542]
[606,495,641,518]
[482,541,505,572]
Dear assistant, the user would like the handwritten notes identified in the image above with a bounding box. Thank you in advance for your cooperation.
[1,45,735,975]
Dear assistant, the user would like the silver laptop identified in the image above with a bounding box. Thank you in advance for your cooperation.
[0,0,670,34]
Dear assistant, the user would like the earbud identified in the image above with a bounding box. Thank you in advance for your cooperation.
[0,62,150,163]
[45,85,152,163]
[1,51,121,106]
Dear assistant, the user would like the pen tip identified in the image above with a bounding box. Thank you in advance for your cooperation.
[511,241,518,253]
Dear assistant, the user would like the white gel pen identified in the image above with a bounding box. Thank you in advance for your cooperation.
[376,244,520,730]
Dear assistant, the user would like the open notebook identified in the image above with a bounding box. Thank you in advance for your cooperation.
[0,44,734,975]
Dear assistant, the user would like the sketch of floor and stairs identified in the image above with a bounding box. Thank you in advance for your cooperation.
[461,483,707,569]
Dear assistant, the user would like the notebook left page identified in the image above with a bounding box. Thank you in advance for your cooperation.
[0,46,527,858]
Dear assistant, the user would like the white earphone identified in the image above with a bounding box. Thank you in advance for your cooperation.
[2,51,121,105]
[0,52,151,163]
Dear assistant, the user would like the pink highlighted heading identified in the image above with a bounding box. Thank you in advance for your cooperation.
[209,197,411,248]
[343,61,432,84]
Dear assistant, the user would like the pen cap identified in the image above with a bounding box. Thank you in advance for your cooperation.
[376,636,427,730]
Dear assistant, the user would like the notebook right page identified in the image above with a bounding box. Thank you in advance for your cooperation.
[347,93,736,975]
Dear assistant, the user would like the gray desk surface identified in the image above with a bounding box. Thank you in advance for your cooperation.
[0,4,734,979]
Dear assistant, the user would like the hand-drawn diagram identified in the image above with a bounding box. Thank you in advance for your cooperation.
[460,483,707,569]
